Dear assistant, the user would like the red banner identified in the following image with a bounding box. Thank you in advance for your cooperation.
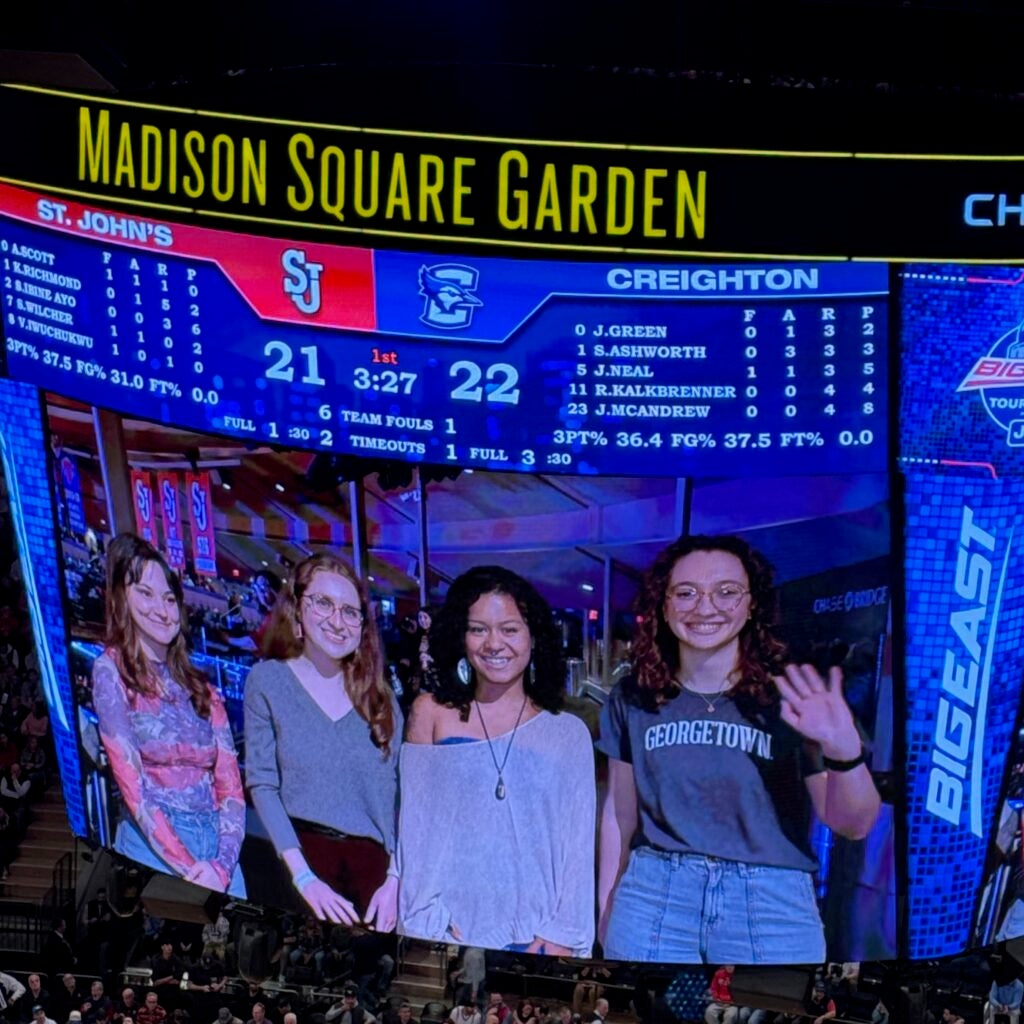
[130,469,157,544]
[185,471,217,577]
[157,472,186,570]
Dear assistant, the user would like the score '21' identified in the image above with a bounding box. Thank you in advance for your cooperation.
[264,340,325,385]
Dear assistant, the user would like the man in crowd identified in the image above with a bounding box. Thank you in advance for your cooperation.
[395,1005,418,1024]
[325,987,375,1024]
[85,887,114,974]
[447,1000,478,1024]
[213,1009,242,1024]
[0,973,26,1016]
[32,1005,57,1024]
[137,993,167,1024]
[486,996,508,1024]
[17,975,49,1021]
[189,952,227,997]
[455,949,486,1008]
[151,940,186,989]
[202,914,232,961]
[246,1003,268,1024]
[42,917,76,978]
[81,982,112,1024]
[236,983,269,1024]
[51,975,82,1024]
[113,989,139,1024]
[590,1001,609,1024]
[805,986,836,1024]
[985,974,1024,1024]
[705,966,736,1024]
[347,930,396,1005]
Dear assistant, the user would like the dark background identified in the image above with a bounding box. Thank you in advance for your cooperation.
[2,0,1023,150]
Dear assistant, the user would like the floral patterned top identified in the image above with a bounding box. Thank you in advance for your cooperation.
[92,650,244,890]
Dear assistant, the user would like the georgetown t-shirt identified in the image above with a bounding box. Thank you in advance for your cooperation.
[597,679,822,872]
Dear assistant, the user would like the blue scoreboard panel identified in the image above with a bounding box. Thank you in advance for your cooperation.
[0,184,887,477]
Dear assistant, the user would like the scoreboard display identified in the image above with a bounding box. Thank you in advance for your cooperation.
[6,82,1024,972]
[0,184,886,477]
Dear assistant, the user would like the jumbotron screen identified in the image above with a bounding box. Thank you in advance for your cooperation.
[1,85,1022,970]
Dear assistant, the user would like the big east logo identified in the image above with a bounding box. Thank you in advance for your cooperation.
[957,320,1024,445]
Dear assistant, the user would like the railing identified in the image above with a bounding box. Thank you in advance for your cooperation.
[0,902,48,954]
[0,843,77,957]
[53,844,78,903]
[41,843,78,928]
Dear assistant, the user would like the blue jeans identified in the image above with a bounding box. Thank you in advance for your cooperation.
[604,847,825,964]
[115,809,246,897]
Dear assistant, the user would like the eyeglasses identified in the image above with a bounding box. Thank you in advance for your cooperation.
[665,583,749,612]
[302,593,365,626]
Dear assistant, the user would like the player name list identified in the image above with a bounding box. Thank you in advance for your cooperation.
[0,204,888,478]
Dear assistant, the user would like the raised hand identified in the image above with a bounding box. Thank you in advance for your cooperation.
[772,664,862,760]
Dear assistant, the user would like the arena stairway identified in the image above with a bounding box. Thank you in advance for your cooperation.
[389,942,451,1008]
[1,782,76,903]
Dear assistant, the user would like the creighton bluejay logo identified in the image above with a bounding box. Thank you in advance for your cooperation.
[419,263,483,329]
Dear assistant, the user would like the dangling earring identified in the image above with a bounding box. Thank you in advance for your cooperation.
[294,619,303,640]
[457,657,473,686]
[525,660,534,688]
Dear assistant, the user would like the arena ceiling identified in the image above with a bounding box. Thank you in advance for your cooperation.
[1,0,1021,150]
[46,396,889,612]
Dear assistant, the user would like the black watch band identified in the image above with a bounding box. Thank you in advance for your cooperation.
[822,747,866,772]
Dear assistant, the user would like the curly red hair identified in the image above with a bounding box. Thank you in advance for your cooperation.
[632,534,787,706]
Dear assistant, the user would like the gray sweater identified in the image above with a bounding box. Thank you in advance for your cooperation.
[243,659,400,854]
[398,709,595,955]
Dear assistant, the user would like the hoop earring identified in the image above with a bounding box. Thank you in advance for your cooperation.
[457,657,473,686]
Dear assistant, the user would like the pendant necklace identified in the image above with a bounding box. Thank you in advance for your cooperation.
[681,677,733,714]
[475,693,529,800]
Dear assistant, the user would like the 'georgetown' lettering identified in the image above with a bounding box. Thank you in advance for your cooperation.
[644,719,772,758]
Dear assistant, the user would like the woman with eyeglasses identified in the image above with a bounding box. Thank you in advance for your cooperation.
[244,552,400,929]
[92,533,245,894]
[597,534,881,964]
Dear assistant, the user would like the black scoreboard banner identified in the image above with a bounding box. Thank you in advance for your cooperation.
[3,83,1024,260]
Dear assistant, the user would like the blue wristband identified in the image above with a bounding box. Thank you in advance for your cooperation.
[293,869,316,891]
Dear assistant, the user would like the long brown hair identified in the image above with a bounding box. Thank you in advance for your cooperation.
[104,533,212,717]
[632,533,787,706]
[263,552,395,752]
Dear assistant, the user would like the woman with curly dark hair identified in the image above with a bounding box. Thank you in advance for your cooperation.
[244,551,400,930]
[399,565,594,955]
[92,533,245,894]
[597,534,880,964]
